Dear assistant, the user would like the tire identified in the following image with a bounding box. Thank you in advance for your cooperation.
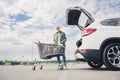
[32,65,36,71]
[87,61,103,69]
[103,43,120,70]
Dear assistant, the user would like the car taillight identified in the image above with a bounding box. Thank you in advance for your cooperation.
[81,28,96,37]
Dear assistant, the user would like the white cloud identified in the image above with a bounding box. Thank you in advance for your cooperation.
[0,0,119,60]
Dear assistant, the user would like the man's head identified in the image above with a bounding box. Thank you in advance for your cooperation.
[56,26,61,31]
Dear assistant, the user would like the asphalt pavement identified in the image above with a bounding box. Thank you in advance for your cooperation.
[0,63,120,80]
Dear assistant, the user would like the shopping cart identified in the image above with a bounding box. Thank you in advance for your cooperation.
[32,41,65,70]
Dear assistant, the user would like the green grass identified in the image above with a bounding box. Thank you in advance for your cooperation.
[0,59,86,65]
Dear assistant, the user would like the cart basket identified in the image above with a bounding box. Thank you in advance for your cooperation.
[38,42,65,59]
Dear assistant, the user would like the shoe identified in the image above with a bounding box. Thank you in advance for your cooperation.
[57,64,60,70]
[64,66,68,70]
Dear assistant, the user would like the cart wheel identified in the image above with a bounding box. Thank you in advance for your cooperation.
[40,65,43,70]
[58,64,64,70]
[60,65,64,70]
[32,65,36,71]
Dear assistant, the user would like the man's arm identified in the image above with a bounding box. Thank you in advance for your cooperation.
[60,32,67,44]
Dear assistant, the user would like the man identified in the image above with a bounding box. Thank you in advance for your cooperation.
[53,26,67,69]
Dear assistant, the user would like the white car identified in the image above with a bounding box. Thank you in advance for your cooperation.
[67,7,120,70]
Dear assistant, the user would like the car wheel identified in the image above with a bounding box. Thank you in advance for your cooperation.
[103,43,120,70]
[87,61,103,69]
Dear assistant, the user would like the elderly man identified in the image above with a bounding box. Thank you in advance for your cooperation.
[53,26,67,69]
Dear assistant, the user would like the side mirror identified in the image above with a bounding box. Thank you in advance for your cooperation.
[66,10,81,25]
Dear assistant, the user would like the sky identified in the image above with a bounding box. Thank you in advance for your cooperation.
[0,0,120,61]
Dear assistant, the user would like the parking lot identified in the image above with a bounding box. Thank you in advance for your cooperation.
[0,63,120,80]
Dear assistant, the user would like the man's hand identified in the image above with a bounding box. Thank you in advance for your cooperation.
[60,41,64,44]
[60,39,66,44]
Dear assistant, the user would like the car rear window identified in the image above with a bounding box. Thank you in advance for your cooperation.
[101,18,120,26]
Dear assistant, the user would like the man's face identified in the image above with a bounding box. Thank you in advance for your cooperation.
[56,26,60,31]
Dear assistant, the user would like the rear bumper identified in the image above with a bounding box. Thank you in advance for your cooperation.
[76,49,102,62]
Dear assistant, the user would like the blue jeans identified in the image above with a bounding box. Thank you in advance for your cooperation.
[57,54,67,66]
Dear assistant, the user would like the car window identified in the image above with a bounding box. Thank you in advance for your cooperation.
[101,18,120,26]
[78,12,88,27]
